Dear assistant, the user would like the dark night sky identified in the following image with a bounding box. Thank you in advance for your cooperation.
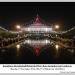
[0,2,75,30]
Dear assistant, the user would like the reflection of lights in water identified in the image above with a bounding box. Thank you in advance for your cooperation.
[55,44,59,50]
[33,46,41,56]
[71,49,74,53]
[68,49,74,54]
[16,44,20,56]
[2,49,5,52]
[24,39,51,45]
[16,44,20,49]
[55,44,60,59]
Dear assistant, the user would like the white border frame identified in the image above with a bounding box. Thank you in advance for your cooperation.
[0,0,75,2]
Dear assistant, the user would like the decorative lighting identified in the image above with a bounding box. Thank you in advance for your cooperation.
[27,28,30,31]
[16,25,21,29]
[46,28,48,32]
[55,25,59,29]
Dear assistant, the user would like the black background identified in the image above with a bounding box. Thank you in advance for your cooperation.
[0,2,75,30]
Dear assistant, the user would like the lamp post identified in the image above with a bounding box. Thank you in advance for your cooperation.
[16,25,21,30]
[55,24,60,30]
[16,25,21,42]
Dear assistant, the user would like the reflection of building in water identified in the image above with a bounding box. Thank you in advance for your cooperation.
[24,39,53,45]
[21,15,58,56]
[23,39,53,56]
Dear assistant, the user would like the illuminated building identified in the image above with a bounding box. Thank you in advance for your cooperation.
[22,14,53,34]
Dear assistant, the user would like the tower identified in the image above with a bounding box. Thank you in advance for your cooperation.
[34,14,41,24]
